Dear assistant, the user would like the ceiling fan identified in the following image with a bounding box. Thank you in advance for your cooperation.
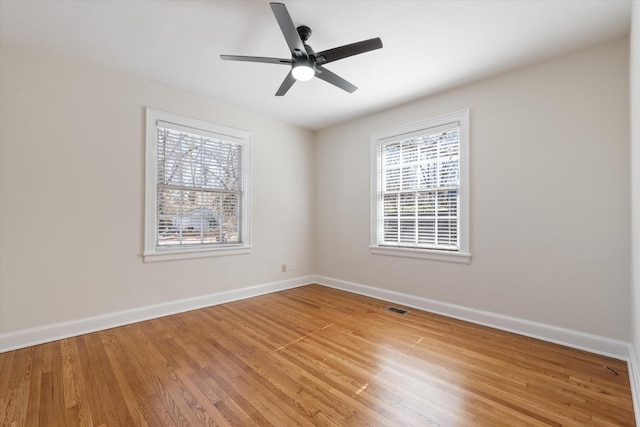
[220,2,383,96]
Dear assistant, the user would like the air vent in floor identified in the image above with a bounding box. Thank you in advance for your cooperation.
[386,306,409,315]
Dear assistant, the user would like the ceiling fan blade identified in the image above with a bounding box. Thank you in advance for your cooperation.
[270,2,308,58]
[315,66,357,93]
[220,55,291,65]
[313,37,383,66]
[275,70,296,96]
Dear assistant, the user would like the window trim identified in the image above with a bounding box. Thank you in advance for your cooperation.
[144,107,251,262]
[370,110,470,264]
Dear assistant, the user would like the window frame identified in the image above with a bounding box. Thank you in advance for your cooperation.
[144,107,251,262]
[370,110,470,264]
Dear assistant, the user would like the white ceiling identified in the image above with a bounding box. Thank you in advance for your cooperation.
[0,0,633,130]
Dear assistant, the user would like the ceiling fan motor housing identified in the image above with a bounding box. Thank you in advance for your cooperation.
[297,25,312,42]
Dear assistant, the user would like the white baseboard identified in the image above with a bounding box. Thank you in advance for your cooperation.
[628,345,640,425]
[5,274,630,360]
[0,275,312,353]
[314,275,631,361]
[3,274,638,421]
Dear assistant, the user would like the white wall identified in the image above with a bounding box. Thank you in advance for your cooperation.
[316,38,630,340]
[0,42,315,335]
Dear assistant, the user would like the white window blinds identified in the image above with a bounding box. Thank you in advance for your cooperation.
[144,108,251,261]
[376,121,462,252]
[371,110,469,262]
[156,123,244,247]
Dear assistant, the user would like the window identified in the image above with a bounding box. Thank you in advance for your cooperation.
[370,110,470,263]
[144,108,251,262]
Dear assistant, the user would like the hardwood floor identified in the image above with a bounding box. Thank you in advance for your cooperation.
[0,284,635,426]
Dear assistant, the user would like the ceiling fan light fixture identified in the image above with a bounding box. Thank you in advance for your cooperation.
[292,62,315,81]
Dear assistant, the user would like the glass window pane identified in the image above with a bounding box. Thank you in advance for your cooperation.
[377,120,463,252]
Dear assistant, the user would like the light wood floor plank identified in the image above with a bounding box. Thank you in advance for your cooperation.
[0,284,635,426]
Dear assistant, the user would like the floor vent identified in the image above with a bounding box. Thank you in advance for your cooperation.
[386,306,409,315]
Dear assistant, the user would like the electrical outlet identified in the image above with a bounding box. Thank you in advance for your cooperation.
[281,264,287,273]
[290,262,296,270]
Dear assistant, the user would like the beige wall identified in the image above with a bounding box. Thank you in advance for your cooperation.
[316,38,630,340]
[0,36,632,345]
[0,42,316,334]
[631,3,640,367]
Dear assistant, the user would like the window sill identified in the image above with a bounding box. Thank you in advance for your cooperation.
[370,246,471,264]
[144,245,252,263]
